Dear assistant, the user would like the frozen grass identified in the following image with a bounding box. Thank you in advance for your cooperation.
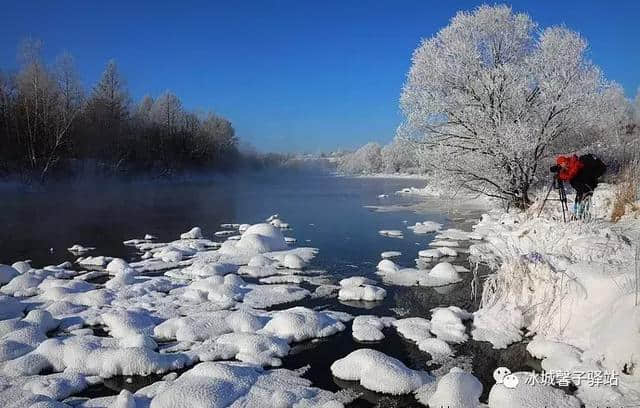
[612,158,640,222]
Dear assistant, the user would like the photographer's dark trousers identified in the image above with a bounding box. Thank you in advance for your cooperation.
[570,171,598,203]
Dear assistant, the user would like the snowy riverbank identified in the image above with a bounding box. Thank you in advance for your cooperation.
[467,183,640,407]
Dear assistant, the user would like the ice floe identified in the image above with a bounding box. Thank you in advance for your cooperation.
[330,349,432,394]
[407,221,442,234]
[380,251,401,258]
[351,315,395,341]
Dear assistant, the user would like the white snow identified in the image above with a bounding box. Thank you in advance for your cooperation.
[338,277,386,302]
[283,253,305,269]
[330,349,431,394]
[378,230,404,238]
[180,227,204,239]
[487,372,581,408]
[261,307,346,343]
[380,251,402,258]
[0,265,19,285]
[407,221,442,234]
[430,306,471,343]
[416,367,482,408]
[148,362,345,408]
[351,315,395,341]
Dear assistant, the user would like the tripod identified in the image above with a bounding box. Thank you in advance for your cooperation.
[538,176,570,222]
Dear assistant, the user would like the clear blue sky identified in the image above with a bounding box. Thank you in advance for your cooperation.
[1,1,638,153]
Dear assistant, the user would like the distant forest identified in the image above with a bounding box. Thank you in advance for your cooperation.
[0,39,280,183]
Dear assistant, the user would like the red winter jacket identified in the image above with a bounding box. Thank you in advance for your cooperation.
[556,155,584,182]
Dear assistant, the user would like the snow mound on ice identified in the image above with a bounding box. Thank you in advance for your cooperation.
[378,230,404,238]
[283,253,305,269]
[407,221,442,234]
[330,349,431,394]
[430,306,470,343]
[180,227,203,239]
[148,361,343,408]
[471,302,524,349]
[417,367,482,408]
[261,307,346,343]
[351,315,395,342]
[487,371,581,408]
[0,265,20,284]
[380,251,401,258]
[338,283,386,301]
[376,259,400,274]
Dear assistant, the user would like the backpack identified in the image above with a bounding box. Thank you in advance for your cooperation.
[579,154,607,178]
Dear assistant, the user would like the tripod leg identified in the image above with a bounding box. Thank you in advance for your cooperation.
[538,180,555,217]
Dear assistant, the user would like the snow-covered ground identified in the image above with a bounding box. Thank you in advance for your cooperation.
[468,183,640,406]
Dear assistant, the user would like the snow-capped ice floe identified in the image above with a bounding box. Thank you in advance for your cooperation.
[378,230,404,238]
[429,239,460,247]
[282,253,305,269]
[0,264,19,285]
[415,367,482,407]
[147,362,349,408]
[377,261,464,287]
[4,334,190,378]
[338,276,386,302]
[376,259,400,274]
[417,249,442,259]
[380,251,401,258]
[430,306,471,344]
[392,317,454,362]
[180,227,203,239]
[11,260,32,273]
[407,221,442,234]
[351,315,395,341]
[261,307,348,343]
[67,244,95,254]
[243,284,310,308]
[487,371,581,408]
[220,223,288,255]
[436,228,483,241]
[77,256,113,268]
[330,349,432,394]
[471,302,524,349]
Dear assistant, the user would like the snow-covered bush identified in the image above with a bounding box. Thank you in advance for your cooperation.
[337,142,382,174]
[399,5,624,205]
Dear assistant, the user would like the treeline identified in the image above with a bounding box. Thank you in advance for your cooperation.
[0,39,239,182]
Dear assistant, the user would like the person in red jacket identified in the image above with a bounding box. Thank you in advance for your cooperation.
[552,154,606,218]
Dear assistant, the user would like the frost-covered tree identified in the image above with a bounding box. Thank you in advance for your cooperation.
[87,60,130,124]
[381,138,419,173]
[400,5,622,205]
[151,91,184,135]
[338,142,383,174]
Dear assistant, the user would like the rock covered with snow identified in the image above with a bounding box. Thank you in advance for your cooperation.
[487,371,581,408]
[416,367,482,408]
[338,277,386,302]
[0,264,20,285]
[330,349,431,394]
[407,221,442,234]
[180,227,204,239]
[351,315,395,341]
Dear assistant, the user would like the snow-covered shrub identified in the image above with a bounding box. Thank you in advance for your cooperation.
[399,5,623,205]
[337,142,382,174]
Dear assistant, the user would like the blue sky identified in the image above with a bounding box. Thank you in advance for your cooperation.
[1,1,638,153]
